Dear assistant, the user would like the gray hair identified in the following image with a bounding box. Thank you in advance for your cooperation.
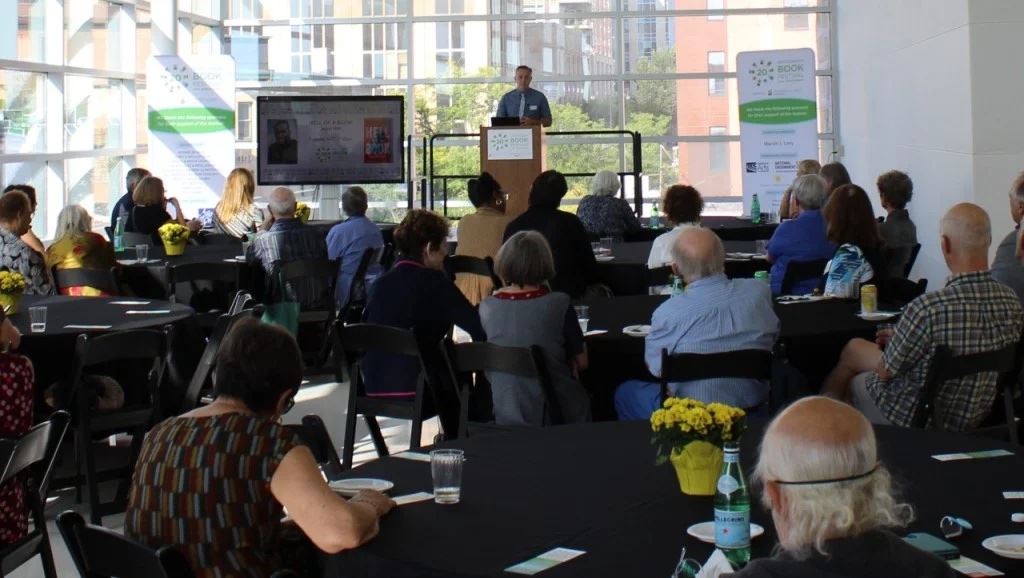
[670,227,724,282]
[1010,172,1024,205]
[54,204,92,240]
[125,167,150,193]
[791,174,828,210]
[342,186,369,216]
[589,171,621,197]
[494,231,555,287]
[268,187,297,218]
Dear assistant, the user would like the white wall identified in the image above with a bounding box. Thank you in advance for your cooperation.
[836,0,1024,289]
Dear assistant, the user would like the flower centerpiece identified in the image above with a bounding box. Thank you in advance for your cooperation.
[651,398,747,495]
[295,202,311,223]
[0,270,27,314]
[158,222,190,256]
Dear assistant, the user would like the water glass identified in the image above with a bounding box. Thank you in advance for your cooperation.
[755,240,768,255]
[574,305,590,333]
[590,241,602,254]
[135,244,149,262]
[28,306,46,333]
[430,449,465,504]
[600,236,615,254]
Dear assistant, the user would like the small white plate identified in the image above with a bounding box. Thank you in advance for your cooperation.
[856,311,899,321]
[622,324,651,337]
[686,521,765,544]
[595,255,615,262]
[982,535,1024,559]
[328,478,394,497]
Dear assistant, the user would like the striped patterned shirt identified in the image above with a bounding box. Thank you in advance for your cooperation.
[125,414,301,577]
[867,271,1023,430]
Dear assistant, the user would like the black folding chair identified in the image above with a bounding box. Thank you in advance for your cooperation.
[379,243,396,272]
[441,341,562,437]
[339,247,382,325]
[289,414,344,482]
[648,266,673,287]
[333,322,437,469]
[659,348,774,412]
[444,255,502,292]
[57,511,194,578]
[180,306,264,412]
[275,258,340,368]
[194,232,243,246]
[779,258,828,295]
[0,411,70,578]
[51,266,122,296]
[904,243,922,278]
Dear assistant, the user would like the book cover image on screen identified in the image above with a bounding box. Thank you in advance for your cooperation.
[256,96,405,185]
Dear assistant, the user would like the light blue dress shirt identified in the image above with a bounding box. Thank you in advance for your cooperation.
[496,87,552,121]
[326,216,384,307]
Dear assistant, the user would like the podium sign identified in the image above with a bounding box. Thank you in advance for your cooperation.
[486,128,535,160]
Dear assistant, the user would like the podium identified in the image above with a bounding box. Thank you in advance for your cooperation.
[480,125,546,218]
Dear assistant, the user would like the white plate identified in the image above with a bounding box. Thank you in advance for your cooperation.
[595,255,615,262]
[622,324,651,337]
[686,521,765,544]
[982,535,1024,559]
[856,311,899,321]
[328,478,394,497]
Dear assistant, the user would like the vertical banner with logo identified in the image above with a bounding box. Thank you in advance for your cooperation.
[737,48,817,217]
[147,55,236,219]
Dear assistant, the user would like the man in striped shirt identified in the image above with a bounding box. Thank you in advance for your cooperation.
[823,203,1023,431]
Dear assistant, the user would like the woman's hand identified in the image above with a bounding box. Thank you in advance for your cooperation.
[349,490,396,517]
[1,317,22,352]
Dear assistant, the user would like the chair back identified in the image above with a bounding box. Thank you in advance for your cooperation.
[912,341,1020,430]
[340,247,382,323]
[227,290,256,315]
[334,322,427,394]
[444,255,501,289]
[51,266,121,296]
[780,258,828,295]
[659,349,773,406]
[70,329,169,418]
[56,511,194,578]
[379,243,396,271]
[273,258,339,307]
[167,262,241,305]
[904,243,922,278]
[181,308,262,412]
[290,414,344,481]
[120,231,153,247]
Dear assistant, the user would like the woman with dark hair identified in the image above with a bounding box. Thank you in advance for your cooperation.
[503,170,599,299]
[2,185,44,256]
[126,319,394,576]
[821,184,886,298]
[820,162,852,197]
[647,184,704,268]
[876,170,918,278]
[454,172,512,304]
[126,175,201,243]
[0,191,52,295]
[576,170,641,238]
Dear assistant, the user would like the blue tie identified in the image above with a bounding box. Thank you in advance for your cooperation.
[518,93,526,118]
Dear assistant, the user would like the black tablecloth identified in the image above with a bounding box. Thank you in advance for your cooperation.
[596,241,769,296]
[325,421,1024,577]
[117,244,256,300]
[627,216,778,242]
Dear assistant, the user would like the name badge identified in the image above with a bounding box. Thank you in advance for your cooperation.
[529,105,538,111]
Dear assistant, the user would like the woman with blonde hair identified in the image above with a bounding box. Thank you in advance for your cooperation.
[46,205,116,296]
[215,168,264,238]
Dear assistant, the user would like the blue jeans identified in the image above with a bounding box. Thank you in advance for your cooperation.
[614,380,662,421]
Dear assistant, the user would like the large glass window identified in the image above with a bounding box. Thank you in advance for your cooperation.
[0,0,46,63]
[0,71,47,154]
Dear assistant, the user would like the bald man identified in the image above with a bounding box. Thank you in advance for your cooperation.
[614,227,779,420]
[823,203,1023,430]
[733,396,955,578]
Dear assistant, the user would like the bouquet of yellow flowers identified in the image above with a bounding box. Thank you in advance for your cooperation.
[650,398,746,465]
[0,270,27,295]
[158,222,190,244]
[295,202,311,222]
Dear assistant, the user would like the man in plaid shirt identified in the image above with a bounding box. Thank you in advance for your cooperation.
[823,203,1023,431]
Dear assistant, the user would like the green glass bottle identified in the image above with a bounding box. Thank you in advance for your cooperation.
[750,194,761,225]
[714,441,751,568]
[650,204,661,229]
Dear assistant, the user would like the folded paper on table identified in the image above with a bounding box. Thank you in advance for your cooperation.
[392,492,434,506]
[393,451,432,463]
[505,548,586,575]
[64,324,112,329]
[109,300,151,305]
[948,555,1004,576]
[583,329,608,336]
[125,310,173,315]
[931,449,1014,462]
[1003,491,1024,499]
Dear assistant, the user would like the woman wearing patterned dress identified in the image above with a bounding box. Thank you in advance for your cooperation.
[576,170,641,238]
[0,309,34,546]
[0,191,52,295]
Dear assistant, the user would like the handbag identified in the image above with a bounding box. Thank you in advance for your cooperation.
[261,268,300,335]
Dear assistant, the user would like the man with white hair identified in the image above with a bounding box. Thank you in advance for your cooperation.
[823,203,1022,430]
[247,187,329,306]
[614,227,779,420]
[733,396,955,577]
[765,174,837,296]
[990,172,1024,304]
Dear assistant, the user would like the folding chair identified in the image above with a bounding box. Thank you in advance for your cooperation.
[57,511,194,578]
[180,307,264,412]
[275,258,340,368]
[659,348,774,412]
[288,414,344,482]
[779,258,828,295]
[339,247,382,325]
[51,266,122,296]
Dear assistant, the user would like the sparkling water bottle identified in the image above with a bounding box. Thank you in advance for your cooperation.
[650,204,661,229]
[714,442,751,568]
[114,215,126,252]
[750,194,761,225]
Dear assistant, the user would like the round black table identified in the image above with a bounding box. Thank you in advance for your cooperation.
[325,422,1024,577]
[596,241,770,296]
[627,216,778,242]
[116,244,254,299]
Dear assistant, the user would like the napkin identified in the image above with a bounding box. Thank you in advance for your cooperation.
[64,324,112,330]
[392,492,434,506]
[109,300,151,305]
[125,310,172,315]
[696,549,734,578]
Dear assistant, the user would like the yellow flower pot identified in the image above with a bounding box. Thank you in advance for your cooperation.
[0,293,21,315]
[670,441,724,496]
[163,240,186,256]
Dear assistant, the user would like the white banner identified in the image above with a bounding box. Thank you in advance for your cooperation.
[738,49,818,217]
[146,55,236,219]
[486,128,534,161]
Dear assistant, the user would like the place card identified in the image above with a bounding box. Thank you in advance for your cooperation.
[393,451,432,462]
[931,449,1014,462]
[109,300,151,305]
[1003,491,1024,499]
[64,324,112,330]
[948,555,1003,576]
[125,310,173,315]
[583,329,608,336]
[505,548,586,575]
[392,492,434,506]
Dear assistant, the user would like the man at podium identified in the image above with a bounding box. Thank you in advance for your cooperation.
[495,65,552,128]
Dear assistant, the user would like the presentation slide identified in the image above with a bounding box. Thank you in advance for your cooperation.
[256,96,404,185]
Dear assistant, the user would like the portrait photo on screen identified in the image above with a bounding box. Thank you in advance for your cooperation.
[267,119,299,164]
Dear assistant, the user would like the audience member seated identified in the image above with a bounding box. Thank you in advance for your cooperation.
[822,203,1023,430]
[363,209,485,433]
[248,187,331,308]
[821,184,886,299]
[0,192,52,295]
[616,228,779,420]
[0,310,32,547]
[125,319,394,576]
[504,170,599,299]
[766,175,836,295]
[126,175,201,243]
[778,159,821,220]
[480,231,590,425]
[214,167,264,238]
[110,167,150,225]
[819,161,852,198]
[453,172,511,305]
[2,184,44,256]
[877,170,919,278]
[576,170,641,238]
[647,184,704,268]
[46,205,117,296]
[991,171,1024,304]
[327,187,384,309]
[732,396,955,578]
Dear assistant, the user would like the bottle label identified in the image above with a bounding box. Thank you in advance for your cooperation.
[714,508,751,548]
[717,474,739,495]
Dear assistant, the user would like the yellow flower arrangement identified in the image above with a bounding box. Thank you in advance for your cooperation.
[158,222,190,244]
[0,270,27,295]
[295,202,311,222]
[650,397,746,465]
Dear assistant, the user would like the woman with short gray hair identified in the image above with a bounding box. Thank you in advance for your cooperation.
[576,170,641,238]
[479,231,591,426]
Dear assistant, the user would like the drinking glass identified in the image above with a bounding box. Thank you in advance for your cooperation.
[135,244,149,262]
[29,306,46,333]
[574,305,590,333]
[431,449,465,504]
[600,237,614,254]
